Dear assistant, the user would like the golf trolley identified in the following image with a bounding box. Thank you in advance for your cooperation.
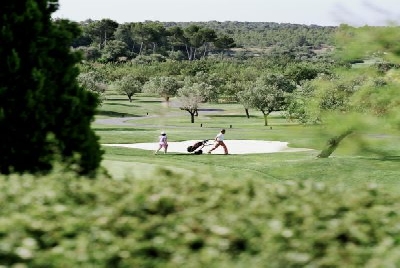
[187,140,211,154]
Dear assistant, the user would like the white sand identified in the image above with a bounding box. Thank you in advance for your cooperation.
[103,140,314,154]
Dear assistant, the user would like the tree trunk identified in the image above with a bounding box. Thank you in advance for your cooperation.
[164,96,170,107]
[220,50,225,60]
[203,43,208,57]
[245,108,250,119]
[188,46,195,61]
[139,42,144,55]
[190,112,195,123]
[317,130,353,158]
[185,44,190,60]
[263,113,268,126]
[192,47,197,61]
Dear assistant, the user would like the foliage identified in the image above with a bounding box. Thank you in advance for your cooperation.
[284,80,317,123]
[237,74,287,126]
[183,72,221,102]
[131,54,167,64]
[77,71,107,100]
[112,75,143,102]
[74,20,336,62]
[290,25,400,157]
[214,34,237,57]
[177,83,205,123]
[84,18,119,49]
[0,0,103,175]
[142,76,180,102]
[284,62,324,86]
[100,40,130,62]
[163,21,336,53]
[183,25,217,61]
[335,25,400,65]
[2,171,400,267]
[75,46,102,61]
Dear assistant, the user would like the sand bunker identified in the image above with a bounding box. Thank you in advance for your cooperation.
[103,140,313,154]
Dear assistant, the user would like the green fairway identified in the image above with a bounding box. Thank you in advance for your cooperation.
[96,95,400,191]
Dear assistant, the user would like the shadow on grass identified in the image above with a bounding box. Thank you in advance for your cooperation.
[105,98,131,101]
[105,103,139,107]
[96,111,139,117]
[380,156,400,162]
[207,114,257,118]
[198,108,225,112]
[154,153,188,156]
[137,100,163,104]
[94,128,148,131]
[361,155,400,162]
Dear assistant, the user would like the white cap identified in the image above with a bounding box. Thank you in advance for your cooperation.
[161,131,166,135]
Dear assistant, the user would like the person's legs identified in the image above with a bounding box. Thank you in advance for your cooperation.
[163,144,168,154]
[208,141,220,153]
[221,142,228,154]
[155,144,162,154]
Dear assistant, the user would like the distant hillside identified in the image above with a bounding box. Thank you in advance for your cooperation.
[73,19,337,62]
[162,21,337,49]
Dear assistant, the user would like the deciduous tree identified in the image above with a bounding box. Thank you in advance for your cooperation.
[113,75,143,102]
[77,71,107,101]
[100,40,129,62]
[142,76,180,103]
[238,75,286,126]
[177,84,204,123]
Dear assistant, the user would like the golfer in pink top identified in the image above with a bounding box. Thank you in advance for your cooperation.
[155,131,168,154]
[208,129,228,154]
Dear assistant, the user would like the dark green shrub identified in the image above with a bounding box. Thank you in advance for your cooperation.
[0,0,103,175]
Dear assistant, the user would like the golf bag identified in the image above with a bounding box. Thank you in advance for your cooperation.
[187,140,209,155]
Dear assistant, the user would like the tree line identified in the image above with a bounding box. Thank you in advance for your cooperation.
[68,19,337,63]
[78,55,337,124]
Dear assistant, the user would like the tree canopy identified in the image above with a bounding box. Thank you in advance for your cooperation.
[287,25,400,157]
[0,0,103,175]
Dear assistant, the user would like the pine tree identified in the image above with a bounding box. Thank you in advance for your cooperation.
[0,0,103,175]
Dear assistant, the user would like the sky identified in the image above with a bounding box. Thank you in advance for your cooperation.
[52,0,400,26]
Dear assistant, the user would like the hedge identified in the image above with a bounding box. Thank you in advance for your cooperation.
[1,169,400,267]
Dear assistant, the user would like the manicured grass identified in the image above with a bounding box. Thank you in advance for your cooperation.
[95,95,400,191]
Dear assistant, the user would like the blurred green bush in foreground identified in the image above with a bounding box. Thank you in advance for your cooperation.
[1,170,400,267]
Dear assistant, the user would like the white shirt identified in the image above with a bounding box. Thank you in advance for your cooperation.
[216,132,224,141]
